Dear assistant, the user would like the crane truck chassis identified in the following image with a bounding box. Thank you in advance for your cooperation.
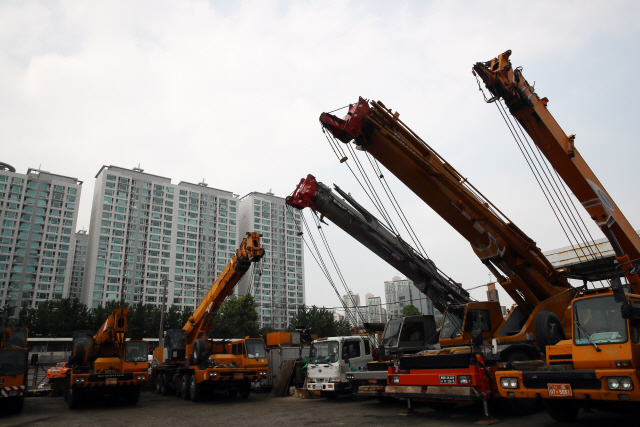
[471,50,640,422]
[152,232,268,401]
[0,309,28,414]
[66,310,149,409]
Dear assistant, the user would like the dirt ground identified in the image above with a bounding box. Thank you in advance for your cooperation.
[1,390,638,427]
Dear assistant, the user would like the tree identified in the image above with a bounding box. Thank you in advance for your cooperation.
[289,305,348,338]
[209,294,259,339]
[402,304,422,317]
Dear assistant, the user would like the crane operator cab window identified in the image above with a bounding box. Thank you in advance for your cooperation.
[4,327,27,348]
[441,306,465,339]
[245,339,266,358]
[574,295,628,345]
[0,348,26,377]
[464,309,492,333]
[125,341,149,363]
[164,329,187,361]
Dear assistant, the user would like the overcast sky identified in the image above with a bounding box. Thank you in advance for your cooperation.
[2,1,640,314]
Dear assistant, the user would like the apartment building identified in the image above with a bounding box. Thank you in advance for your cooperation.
[81,166,240,310]
[384,276,441,321]
[0,164,82,309]
[69,230,89,299]
[236,191,305,330]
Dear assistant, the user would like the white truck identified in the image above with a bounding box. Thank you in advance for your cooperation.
[306,336,374,398]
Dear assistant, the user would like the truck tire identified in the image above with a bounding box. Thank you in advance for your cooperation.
[181,374,191,400]
[192,338,207,365]
[159,373,170,396]
[239,383,251,399]
[10,396,24,414]
[228,389,238,398]
[125,386,141,405]
[190,374,202,402]
[543,399,579,422]
[155,373,162,394]
[534,311,565,351]
[68,386,80,409]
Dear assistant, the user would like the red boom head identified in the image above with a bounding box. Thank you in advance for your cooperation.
[319,97,370,143]
[286,174,318,210]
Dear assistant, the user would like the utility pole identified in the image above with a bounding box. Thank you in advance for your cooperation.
[159,276,168,340]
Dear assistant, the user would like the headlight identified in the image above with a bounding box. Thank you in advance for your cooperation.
[136,375,146,381]
[500,377,518,389]
[346,373,354,380]
[458,375,472,385]
[259,370,267,376]
[608,377,633,391]
[333,378,341,383]
[620,377,634,390]
[608,377,620,390]
[308,378,316,383]
[389,376,400,384]
[74,377,85,384]
[209,371,218,378]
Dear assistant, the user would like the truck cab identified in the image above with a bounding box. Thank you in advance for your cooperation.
[307,336,374,398]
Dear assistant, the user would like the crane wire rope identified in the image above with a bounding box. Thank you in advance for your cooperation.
[285,204,363,331]
[513,108,610,285]
[494,99,609,288]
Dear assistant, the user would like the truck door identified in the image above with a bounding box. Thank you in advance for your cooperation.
[342,339,370,373]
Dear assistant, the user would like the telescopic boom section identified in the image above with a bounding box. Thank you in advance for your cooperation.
[182,232,265,344]
[287,174,469,313]
[473,50,640,292]
[320,98,572,314]
[93,307,129,348]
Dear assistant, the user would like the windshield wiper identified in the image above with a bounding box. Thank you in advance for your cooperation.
[574,320,601,352]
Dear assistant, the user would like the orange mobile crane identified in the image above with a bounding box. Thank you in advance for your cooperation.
[66,308,149,409]
[319,96,577,415]
[474,51,640,421]
[0,308,28,414]
[152,232,267,402]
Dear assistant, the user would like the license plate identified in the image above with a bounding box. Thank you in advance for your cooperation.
[548,383,572,397]
[233,373,243,380]
[440,375,456,384]
[106,378,117,385]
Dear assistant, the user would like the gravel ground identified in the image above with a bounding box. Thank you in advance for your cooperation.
[0,390,638,427]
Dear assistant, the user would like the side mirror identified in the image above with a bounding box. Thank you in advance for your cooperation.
[491,338,499,355]
[611,276,626,303]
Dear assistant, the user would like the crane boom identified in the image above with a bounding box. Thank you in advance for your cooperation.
[472,50,640,293]
[286,174,469,314]
[183,232,265,344]
[320,99,572,315]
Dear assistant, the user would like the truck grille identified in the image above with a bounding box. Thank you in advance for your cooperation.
[522,370,601,390]
[399,353,472,370]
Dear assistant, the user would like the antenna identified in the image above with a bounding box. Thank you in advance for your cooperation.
[133,163,144,173]
[198,178,208,187]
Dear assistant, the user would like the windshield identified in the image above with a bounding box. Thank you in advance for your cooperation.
[574,295,627,345]
[125,341,149,363]
[441,307,464,339]
[0,349,26,376]
[309,341,339,364]
[4,328,27,348]
[381,319,403,347]
[245,339,266,358]
[399,322,426,343]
